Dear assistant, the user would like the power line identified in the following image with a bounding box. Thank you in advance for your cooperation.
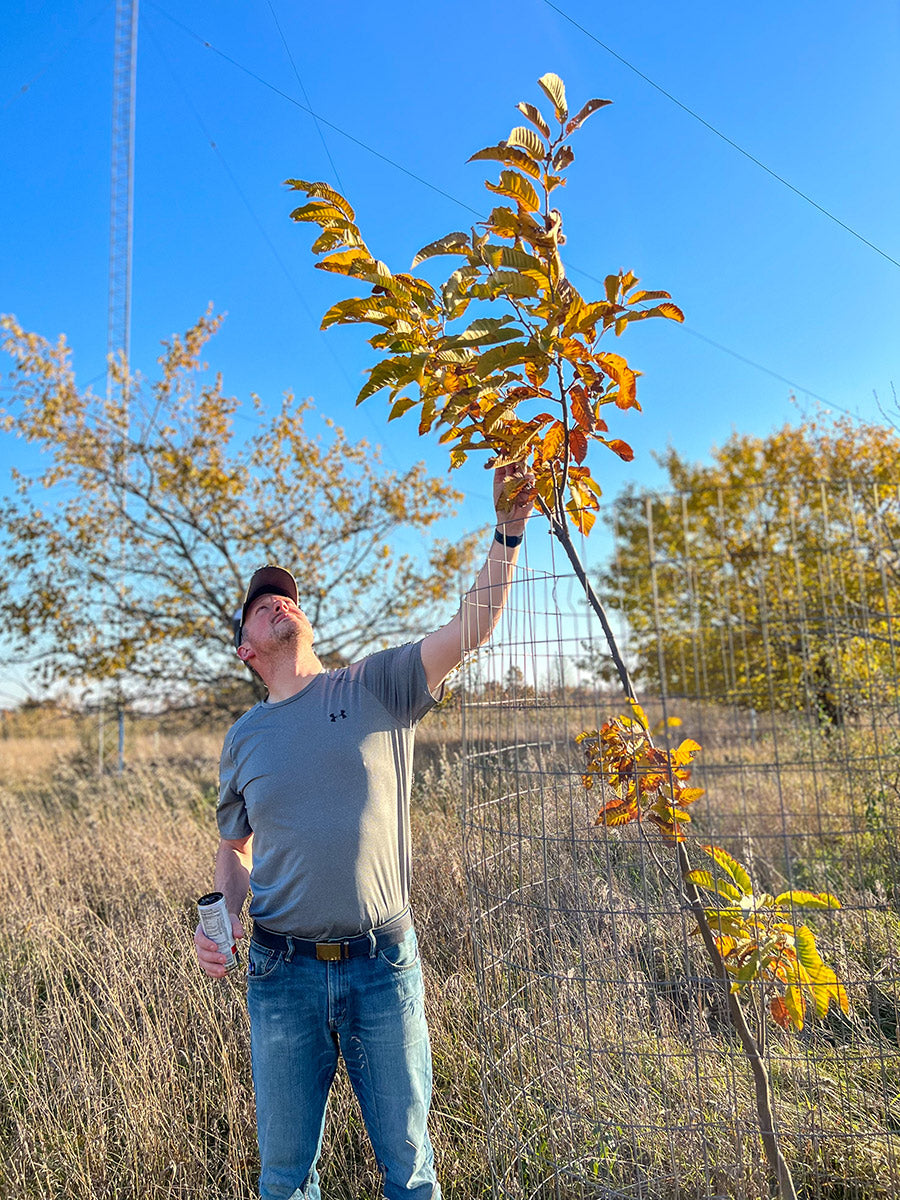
[263,0,347,197]
[540,0,900,273]
[142,16,405,464]
[134,5,867,424]
[564,262,847,413]
[146,2,482,218]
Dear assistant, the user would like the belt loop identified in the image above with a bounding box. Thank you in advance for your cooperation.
[367,928,377,958]
[284,934,294,964]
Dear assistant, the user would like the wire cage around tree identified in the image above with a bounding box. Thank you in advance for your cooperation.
[459,481,900,1200]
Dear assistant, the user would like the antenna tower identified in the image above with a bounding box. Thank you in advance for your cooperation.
[101,0,138,771]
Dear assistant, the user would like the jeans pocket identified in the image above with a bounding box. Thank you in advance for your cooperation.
[377,928,420,972]
[248,939,282,980]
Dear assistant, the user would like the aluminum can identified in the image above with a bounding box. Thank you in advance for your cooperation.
[197,891,239,973]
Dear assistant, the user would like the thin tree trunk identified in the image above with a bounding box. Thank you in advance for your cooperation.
[549,516,800,1200]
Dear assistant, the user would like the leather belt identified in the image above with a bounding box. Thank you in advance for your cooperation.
[251,909,413,961]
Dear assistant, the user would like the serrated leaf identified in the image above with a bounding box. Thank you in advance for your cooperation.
[321,296,406,330]
[700,844,752,894]
[656,302,685,322]
[570,388,593,432]
[566,497,596,535]
[388,396,418,421]
[774,890,841,910]
[484,170,542,213]
[411,233,471,268]
[605,439,634,462]
[285,179,355,221]
[812,983,833,1020]
[537,72,568,122]
[471,272,540,302]
[770,996,792,1029]
[469,143,543,181]
[499,246,549,276]
[570,428,588,464]
[316,247,374,274]
[356,354,424,404]
[597,352,639,410]
[310,220,365,255]
[784,985,806,1030]
[565,97,612,134]
[627,289,672,305]
[542,421,565,460]
[671,738,702,766]
[516,100,551,138]
[552,145,575,171]
[596,799,639,827]
[450,321,522,350]
[288,200,349,226]
[685,870,743,903]
[482,401,516,433]
[507,125,546,159]
[678,786,705,805]
[794,925,824,974]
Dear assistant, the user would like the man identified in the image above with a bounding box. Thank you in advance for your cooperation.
[194,465,530,1199]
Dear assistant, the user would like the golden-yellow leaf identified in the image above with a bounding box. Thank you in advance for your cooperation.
[537,72,568,122]
[484,170,541,213]
[542,421,565,460]
[516,101,551,139]
[506,125,546,160]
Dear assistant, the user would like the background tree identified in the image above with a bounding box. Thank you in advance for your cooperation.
[598,416,900,720]
[0,310,480,714]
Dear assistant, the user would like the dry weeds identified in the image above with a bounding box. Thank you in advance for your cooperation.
[1,716,898,1199]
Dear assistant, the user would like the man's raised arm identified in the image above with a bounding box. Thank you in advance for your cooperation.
[421,464,532,694]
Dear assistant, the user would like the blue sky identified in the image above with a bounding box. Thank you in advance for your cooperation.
[1,1,899,699]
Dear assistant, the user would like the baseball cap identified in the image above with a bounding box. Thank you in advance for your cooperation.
[233,565,299,649]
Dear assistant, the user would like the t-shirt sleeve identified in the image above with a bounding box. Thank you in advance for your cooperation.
[216,734,253,841]
[354,641,439,727]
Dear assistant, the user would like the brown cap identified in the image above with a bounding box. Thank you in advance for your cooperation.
[233,565,299,649]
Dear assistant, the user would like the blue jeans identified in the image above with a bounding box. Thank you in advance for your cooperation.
[246,924,440,1199]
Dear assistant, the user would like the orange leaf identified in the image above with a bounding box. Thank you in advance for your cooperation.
[598,353,640,411]
[542,421,565,460]
[570,387,593,431]
[606,439,634,462]
[770,997,792,1029]
[570,428,588,463]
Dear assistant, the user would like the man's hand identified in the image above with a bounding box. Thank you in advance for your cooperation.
[493,461,534,534]
[194,912,246,979]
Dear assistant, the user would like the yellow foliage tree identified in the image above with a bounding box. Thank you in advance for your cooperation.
[600,417,900,720]
[0,310,480,711]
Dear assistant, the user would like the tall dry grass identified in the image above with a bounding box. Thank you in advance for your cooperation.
[0,746,488,1200]
[2,716,899,1199]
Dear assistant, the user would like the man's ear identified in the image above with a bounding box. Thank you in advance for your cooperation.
[236,642,253,664]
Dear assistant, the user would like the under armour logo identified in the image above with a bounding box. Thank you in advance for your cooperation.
[329,710,348,722]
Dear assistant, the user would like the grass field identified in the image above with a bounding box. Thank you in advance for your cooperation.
[1,705,898,1199]
[0,719,491,1200]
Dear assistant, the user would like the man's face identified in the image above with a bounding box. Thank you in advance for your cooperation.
[241,591,312,655]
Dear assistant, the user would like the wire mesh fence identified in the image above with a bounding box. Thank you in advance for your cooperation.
[459,482,900,1200]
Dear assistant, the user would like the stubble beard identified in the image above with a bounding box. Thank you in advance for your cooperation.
[271,617,301,648]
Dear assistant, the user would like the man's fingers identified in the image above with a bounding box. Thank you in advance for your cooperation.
[194,924,220,952]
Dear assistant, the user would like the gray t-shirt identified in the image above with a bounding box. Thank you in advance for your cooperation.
[217,641,438,939]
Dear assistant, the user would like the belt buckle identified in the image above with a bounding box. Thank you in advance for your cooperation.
[316,942,342,962]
